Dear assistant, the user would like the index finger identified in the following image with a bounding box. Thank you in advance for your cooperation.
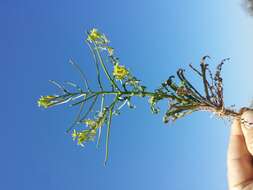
[227,119,253,189]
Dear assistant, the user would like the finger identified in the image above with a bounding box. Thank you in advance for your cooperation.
[228,119,249,159]
[227,119,253,189]
[241,110,253,156]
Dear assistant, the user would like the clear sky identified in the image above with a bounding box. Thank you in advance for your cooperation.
[1,0,253,190]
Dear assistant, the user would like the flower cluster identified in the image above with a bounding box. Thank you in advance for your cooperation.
[72,129,96,147]
[37,95,58,108]
[87,28,109,44]
[87,28,130,81]
[72,108,108,147]
[113,63,129,80]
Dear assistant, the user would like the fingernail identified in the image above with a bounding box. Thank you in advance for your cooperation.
[241,110,253,129]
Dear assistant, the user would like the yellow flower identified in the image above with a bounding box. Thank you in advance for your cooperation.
[77,129,96,147]
[113,63,129,80]
[107,47,114,56]
[149,96,155,104]
[77,132,86,147]
[72,129,78,140]
[87,28,100,42]
[37,95,57,108]
[83,119,97,128]
[87,28,109,44]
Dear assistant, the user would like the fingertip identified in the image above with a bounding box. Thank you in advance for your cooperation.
[241,110,253,129]
[240,110,253,155]
[230,118,242,136]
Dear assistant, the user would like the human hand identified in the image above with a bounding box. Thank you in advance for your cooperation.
[228,110,253,190]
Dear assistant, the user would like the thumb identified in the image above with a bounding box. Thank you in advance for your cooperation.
[241,110,253,156]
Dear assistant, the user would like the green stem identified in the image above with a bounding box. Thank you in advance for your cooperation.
[69,59,91,92]
[200,61,210,101]
[66,101,85,133]
[104,95,118,166]
[94,43,121,91]
[86,40,104,90]
[78,95,98,122]
[69,90,179,107]
[71,93,97,107]
[97,95,105,148]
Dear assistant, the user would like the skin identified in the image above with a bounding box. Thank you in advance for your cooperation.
[228,110,253,190]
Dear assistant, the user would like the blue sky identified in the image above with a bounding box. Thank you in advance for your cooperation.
[1,0,253,189]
